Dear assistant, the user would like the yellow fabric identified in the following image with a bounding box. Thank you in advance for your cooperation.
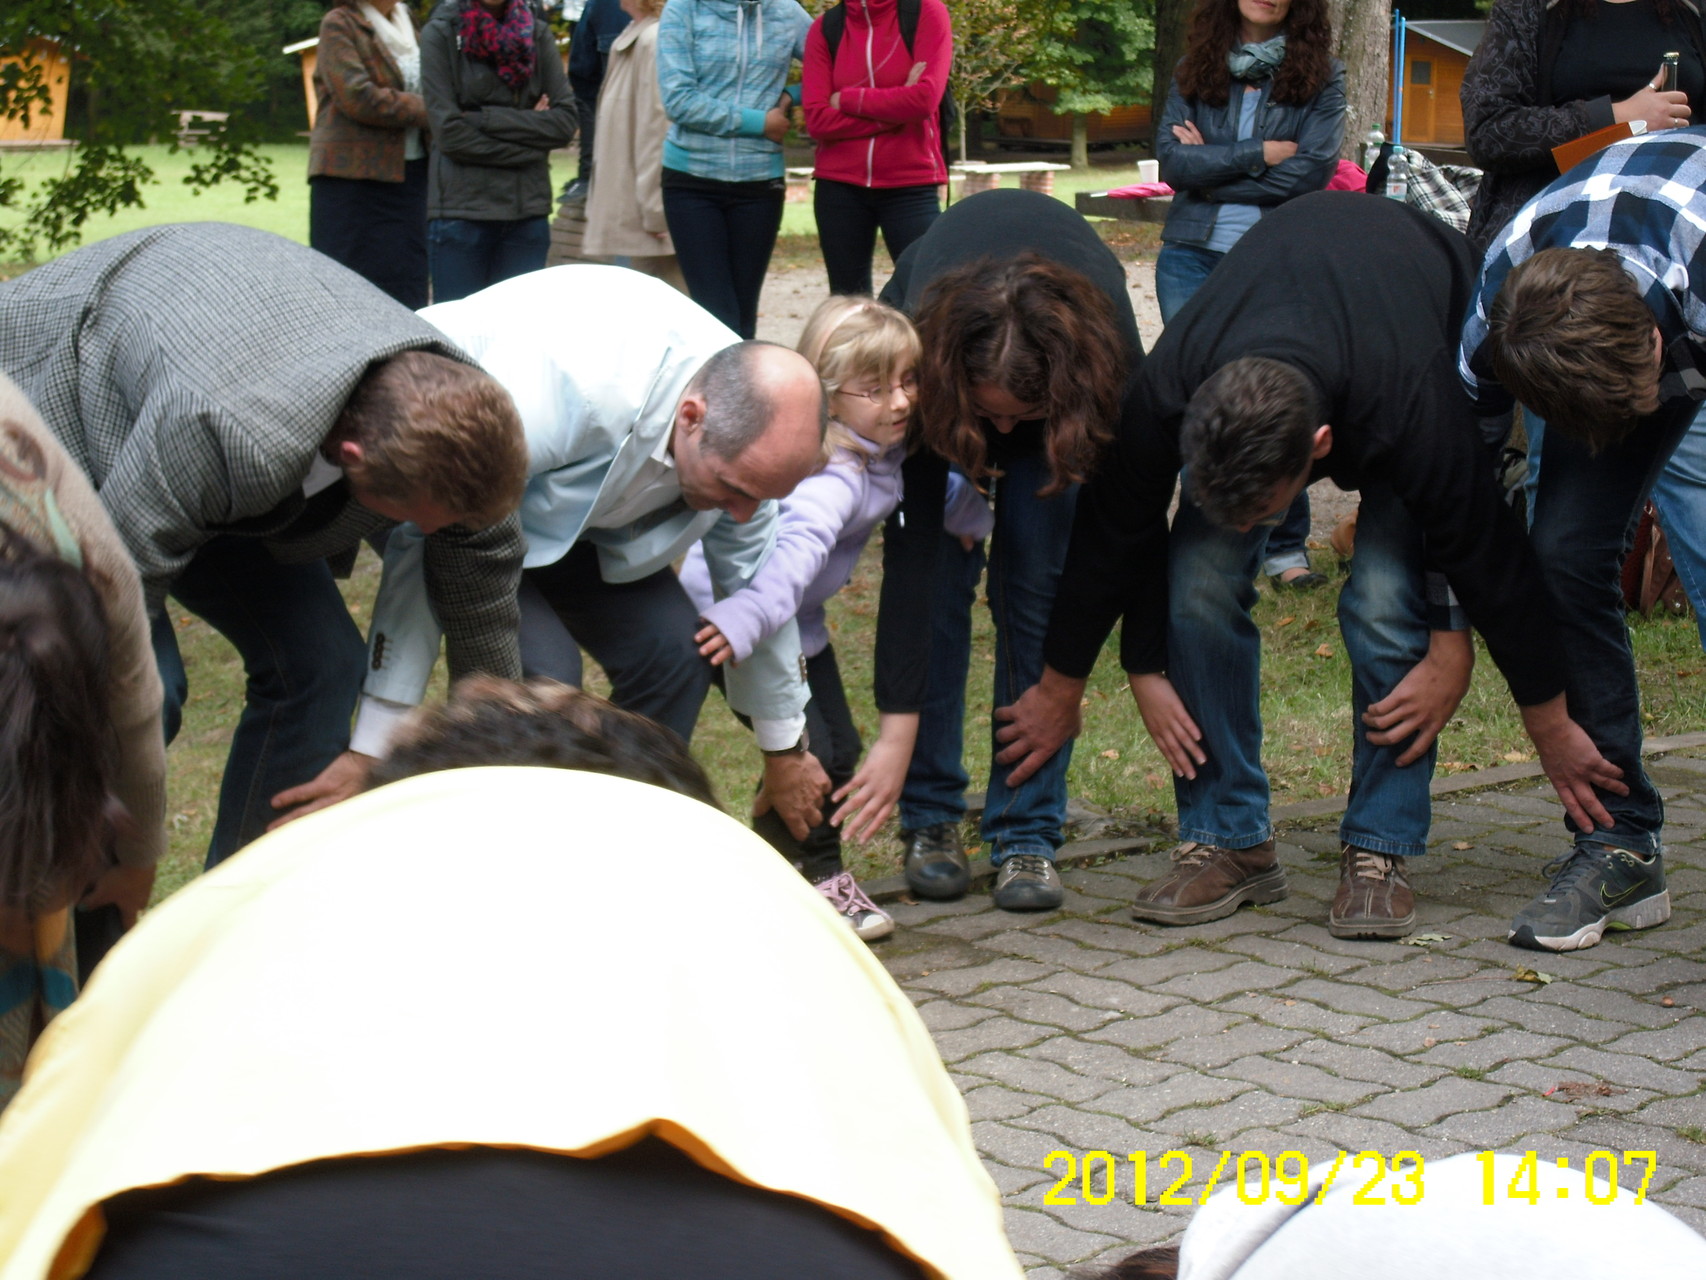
[0,768,1022,1280]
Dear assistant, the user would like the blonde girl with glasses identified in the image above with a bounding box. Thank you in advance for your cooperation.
[681,293,951,942]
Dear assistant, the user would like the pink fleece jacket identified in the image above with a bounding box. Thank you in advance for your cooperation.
[802,0,951,189]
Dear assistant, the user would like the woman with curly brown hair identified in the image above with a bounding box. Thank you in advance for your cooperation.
[1155,0,1344,590]
[871,188,1140,914]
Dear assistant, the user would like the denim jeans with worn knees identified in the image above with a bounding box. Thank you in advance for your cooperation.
[1166,488,1433,855]
[1335,480,1434,857]
[899,453,1078,862]
[1526,399,1695,852]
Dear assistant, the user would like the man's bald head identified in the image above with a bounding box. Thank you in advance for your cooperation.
[672,342,827,523]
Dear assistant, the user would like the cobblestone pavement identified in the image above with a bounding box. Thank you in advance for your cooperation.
[878,757,1706,1278]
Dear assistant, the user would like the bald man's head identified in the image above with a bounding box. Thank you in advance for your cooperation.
[671,341,827,523]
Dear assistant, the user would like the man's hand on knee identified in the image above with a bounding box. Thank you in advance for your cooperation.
[1362,629,1474,766]
[995,667,1087,787]
[1130,673,1207,779]
[755,750,831,840]
[269,751,376,830]
[1520,694,1628,832]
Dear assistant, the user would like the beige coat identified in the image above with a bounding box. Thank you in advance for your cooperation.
[583,16,675,259]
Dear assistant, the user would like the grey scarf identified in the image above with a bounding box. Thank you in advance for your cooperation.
[1227,35,1287,82]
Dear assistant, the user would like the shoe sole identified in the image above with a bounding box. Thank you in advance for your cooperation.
[855,919,896,942]
[1130,867,1289,926]
[906,872,968,902]
[993,888,1064,913]
[1509,889,1672,952]
[1328,908,1418,940]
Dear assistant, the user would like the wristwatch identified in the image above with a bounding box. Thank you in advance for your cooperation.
[762,728,812,758]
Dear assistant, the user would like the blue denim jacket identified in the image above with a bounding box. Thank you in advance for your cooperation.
[1155,58,1346,247]
[657,0,811,182]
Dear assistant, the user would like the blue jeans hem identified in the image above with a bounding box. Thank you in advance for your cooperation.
[1340,830,1426,858]
[1176,824,1272,849]
[1262,549,1311,577]
[898,805,964,834]
[1575,831,1662,858]
[991,844,1055,866]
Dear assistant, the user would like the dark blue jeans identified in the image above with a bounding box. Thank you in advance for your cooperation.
[428,216,551,304]
[1155,241,1311,576]
[900,453,1078,862]
[662,178,784,339]
[152,537,366,868]
[1167,480,1434,856]
[1526,396,1697,853]
[813,179,940,297]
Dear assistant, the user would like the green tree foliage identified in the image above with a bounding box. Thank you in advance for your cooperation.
[0,0,319,260]
[1026,0,1155,166]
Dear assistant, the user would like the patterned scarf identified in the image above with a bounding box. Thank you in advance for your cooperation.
[459,0,536,91]
[1227,34,1287,82]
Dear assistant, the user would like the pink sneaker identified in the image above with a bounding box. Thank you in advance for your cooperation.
[816,871,894,942]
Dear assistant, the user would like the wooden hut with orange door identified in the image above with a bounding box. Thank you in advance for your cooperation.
[1394,20,1484,151]
[0,39,73,147]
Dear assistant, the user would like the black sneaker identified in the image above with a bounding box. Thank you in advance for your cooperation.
[1509,843,1670,952]
[992,854,1063,912]
[902,822,969,901]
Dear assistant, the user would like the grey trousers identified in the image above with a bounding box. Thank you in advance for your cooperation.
[518,541,712,744]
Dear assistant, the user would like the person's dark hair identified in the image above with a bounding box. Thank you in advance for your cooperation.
[0,543,119,909]
[688,340,829,462]
[1570,0,1676,20]
[335,351,530,529]
[1069,1244,1181,1279]
[1487,247,1661,452]
[913,254,1127,497]
[1175,0,1335,106]
[1180,357,1317,527]
[369,676,719,807]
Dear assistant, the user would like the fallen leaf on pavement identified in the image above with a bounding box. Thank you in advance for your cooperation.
[1399,933,1452,946]
[1513,967,1554,984]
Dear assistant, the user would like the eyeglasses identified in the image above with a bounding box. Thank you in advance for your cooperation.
[837,377,918,404]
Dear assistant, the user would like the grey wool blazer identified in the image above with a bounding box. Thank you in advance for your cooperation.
[0,222,522,681]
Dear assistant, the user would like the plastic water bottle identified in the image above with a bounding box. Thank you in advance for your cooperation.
[1363,125,1385,172]
[1385,145,1409,202]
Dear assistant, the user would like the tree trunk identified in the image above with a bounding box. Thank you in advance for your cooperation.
[957,93,969,164]
[1070,113,1090,169]
[1329,0,1392,160]
[1150,0,1193,151]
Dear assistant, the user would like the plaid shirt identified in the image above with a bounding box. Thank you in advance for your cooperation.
[0,224,522,682]
[1459,127,1706,414]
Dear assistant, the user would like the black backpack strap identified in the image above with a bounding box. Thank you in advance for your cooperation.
[898,0,921,53]
[821,1,847,60]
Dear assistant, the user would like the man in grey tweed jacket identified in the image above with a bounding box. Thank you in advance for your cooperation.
[0,223,528,868]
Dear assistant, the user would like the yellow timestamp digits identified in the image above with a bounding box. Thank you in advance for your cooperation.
[1476,1150,1657,1205]
[1041,1149,1426,1208]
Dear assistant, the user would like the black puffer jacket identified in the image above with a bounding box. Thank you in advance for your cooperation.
[420,0,578,221]
[1462,0,1706,252]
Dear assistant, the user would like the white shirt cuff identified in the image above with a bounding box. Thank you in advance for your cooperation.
[753,713,808,753]
[349,693,419,759]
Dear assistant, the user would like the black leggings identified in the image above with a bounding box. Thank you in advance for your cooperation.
[813,178,940,296]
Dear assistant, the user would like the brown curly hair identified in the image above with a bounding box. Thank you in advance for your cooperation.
[1174,0,1335,107]
[912,254,1128,497]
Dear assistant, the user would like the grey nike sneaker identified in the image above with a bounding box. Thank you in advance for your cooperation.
[1509,843,1670,952]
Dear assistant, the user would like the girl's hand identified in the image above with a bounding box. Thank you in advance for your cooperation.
[832,713,918,842]
[1613,65,1690,131]
[1172,120,1205,145]
[1261,139,1298,166]
[829,91,842,111]
[694,621,734,666]
[906,60,927,86]
[1129,673,1206,779]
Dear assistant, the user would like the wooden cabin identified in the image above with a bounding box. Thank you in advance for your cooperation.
[1395,20,1484,148]
[994,83,1151,148]
[0,39,72,146]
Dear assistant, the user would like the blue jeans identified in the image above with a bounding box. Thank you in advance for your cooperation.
[152,537,366,868]
[1522,398,1697,852]
[900,453,1078,862]
[662,178,784,339]
[1167,481,1434,856]
[428,217,551,304]
[1156,241,1311,578]
[1529,405,1706,651]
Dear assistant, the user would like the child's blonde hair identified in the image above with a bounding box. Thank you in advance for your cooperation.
[796,295,921,465]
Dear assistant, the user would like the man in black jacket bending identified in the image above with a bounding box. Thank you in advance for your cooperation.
[995,191,1620,940]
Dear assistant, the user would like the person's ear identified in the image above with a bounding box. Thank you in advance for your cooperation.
[1654,325,1666,370]
[1311,424,1333,460]
[335,440,365,469]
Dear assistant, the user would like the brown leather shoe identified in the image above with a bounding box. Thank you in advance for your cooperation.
[1329,845,1417,938]
[1130,839,1287,925]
